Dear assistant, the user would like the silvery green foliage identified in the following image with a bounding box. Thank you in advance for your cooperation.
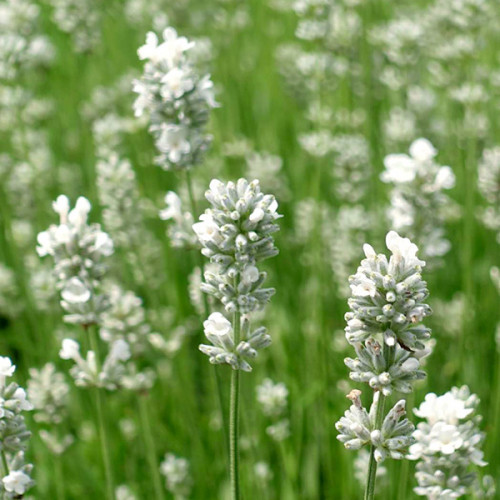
[345,230,432,351]
[159,191,198,249]
[194,178,281,370]
[410,386,494,499]
[256,379,290,442]
[478,147,500,243]
[36,195,114,325]
[0,357,34,498]
[0,0,53,81]
[160,453,192,499]
[381,138,456,261]
[27,363,74,455]
[336,390,414,463]
[199,313,271,372]
[133,27,217,171]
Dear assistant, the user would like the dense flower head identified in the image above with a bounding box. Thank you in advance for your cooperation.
[194,178,281,314]
[381,139,456,260]
[345,231,431,351]
[336,390,415,463]
[410,386,490,499]
[0,356,34,498]
[36,195,114,325]
[133,27,217,171]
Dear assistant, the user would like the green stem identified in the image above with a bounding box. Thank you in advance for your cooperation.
[85,325,115,500]
[138,394,165,500]
[364,393,386,500]
[1,451,8,500]
[1,451,9,476]
[230,310,241,500]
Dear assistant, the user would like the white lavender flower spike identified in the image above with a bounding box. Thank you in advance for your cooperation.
[410,386,493,499]
[133,27,218,171]
[345,231,431,351]
[194,178,281,498]
[336,231,432,499]
[36,195,114,325]
[381,138,457,262]
[194,178,280,369]
[0,356,34,498]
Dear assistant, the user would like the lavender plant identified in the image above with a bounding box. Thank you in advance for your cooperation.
[381,139,457,263]
[410,386,494,499]
[133,27,217,172]
[0,356,34,498]
[336,231,432,499]
[193,178,281,499]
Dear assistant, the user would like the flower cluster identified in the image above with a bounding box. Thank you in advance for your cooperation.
[194,179,281,371]
[336,231,431,465]
[96,152,163,288]
[0,357,34,498]
[159,191,198,248]
[45,0,100,53]
[199,313,271,372]
[336,390,414,463]
[59,338,130,390]
[381,138,456,261]
[478,147,500,243]
[27,363,74,455]
[256,378,290,442]
[345,231,432,352]
[0,0,53,81]
[345,339,426,396]
[99,284,154,356]
[36,195,114,325]
[160,453,192,498]
[410,386,494,499]
[133,27,217,170]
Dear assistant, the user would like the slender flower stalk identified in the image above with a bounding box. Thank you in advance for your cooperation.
[230,309,241,500]
[193,178,281,499]
[335,231,432,499]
